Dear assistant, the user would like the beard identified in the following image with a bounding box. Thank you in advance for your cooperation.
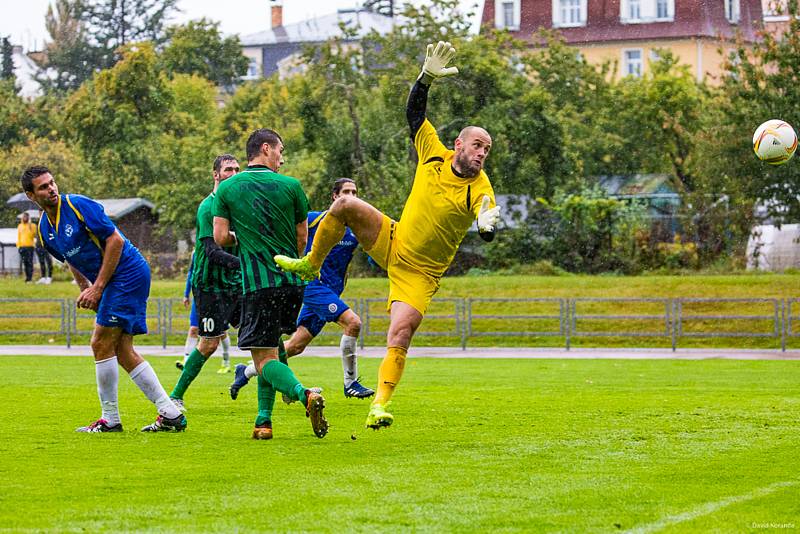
[453,151,481,178]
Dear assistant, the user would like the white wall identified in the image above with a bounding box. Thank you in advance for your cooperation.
[747,224,800,271]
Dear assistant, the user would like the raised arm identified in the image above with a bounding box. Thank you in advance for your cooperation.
[407,80,430,140]
[407,41,458,140]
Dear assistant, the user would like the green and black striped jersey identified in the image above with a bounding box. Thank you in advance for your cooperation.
[213,165,308,294]
[191,193,241,293]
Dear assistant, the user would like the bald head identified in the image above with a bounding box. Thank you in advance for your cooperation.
[458,126,490,142]
[453,125,492,178]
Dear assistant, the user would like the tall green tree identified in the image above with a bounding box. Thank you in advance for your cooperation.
[614,51,710,192]
[82,0,178,69]
[1,37,15,83]
[160,19,249,88]
[36,0,98,92]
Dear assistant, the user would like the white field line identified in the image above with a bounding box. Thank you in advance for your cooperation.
[625,480,798,534]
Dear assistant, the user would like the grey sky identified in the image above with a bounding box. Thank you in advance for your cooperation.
[1,0,484,51]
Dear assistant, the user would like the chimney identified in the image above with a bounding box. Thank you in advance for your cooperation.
[271,0,283,28]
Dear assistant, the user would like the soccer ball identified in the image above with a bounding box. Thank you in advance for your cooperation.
[752,119,797,165]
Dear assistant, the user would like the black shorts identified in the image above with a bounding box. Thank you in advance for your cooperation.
[192,287,241,338]
[237,285,304,349]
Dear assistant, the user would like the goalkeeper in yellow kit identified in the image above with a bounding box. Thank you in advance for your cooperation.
[276,41,501,429]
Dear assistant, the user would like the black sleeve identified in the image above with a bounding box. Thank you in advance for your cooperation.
[201,237,240,270]
[407,79,430,140]
[479,230,496,243]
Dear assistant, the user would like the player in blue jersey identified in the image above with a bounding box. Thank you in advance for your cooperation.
[22,166,187,433]
[230,178,375,400]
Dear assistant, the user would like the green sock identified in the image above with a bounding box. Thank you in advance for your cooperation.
[278,339,288,365]
[170,348,207,399]
[262,359,307,404]
[255,373,275,426]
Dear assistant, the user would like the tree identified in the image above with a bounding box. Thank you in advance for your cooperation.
[82,0,179,69]
[37,0,178,91]
[0,80,27,148]
[161,19,249,88]
[36,0,98,92]
[1,37,15,83]
[614,51,710,192]
[64,42,174,196]
[711,0,800,223]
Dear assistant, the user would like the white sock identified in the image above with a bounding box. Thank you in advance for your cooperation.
[244,363,258,379]
[95,356,120,425]
[183,334,198,357]
[341,335,358,387]
[221,336,230,363]
[129,361,181,419]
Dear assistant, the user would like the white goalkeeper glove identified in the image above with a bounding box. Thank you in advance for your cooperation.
[419,41,459,82]
[477,196,500,233]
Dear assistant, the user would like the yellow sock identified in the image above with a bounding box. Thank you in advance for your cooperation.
[374,346,407,406]
[309,212,346,268]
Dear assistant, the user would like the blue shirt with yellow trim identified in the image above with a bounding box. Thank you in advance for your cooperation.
[305,210,358,296]
[38,194,148,284]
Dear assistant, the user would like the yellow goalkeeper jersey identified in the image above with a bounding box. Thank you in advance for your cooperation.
[395,119,495,278]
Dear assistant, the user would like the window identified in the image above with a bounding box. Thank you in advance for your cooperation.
[763,0,789,20]
[725,0,740,23]
[629,0,641,20]
[620,0,673,22]
[656,0,669,18]
[624,49,643,77]
[495,0,521,30]
[246,58,259,78]
[552,0,587,27]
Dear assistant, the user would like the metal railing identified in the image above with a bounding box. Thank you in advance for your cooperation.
[0,296,797,351]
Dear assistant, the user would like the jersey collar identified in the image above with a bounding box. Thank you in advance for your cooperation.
[246,164,275,172]
[45,195,64,235]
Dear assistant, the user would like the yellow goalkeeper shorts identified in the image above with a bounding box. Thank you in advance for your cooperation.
[365,214,441,315]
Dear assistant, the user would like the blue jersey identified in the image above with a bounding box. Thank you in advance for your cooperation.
[306,211,358,296]
[38,194,148,284]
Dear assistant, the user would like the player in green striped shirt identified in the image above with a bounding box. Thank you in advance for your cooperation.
[168,154,243,410]
[213,129,327,440]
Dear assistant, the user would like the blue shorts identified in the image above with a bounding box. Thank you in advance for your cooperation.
[189,299,198,328]
[296,285,350,337]
[96,264,151,335]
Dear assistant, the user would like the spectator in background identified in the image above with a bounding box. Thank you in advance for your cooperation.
[16,212,36,283]
[35,223,53,284]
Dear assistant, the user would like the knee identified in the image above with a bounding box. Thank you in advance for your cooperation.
[198,337,219,356]
[346,317,362,337]
[329,195,355,218]
[387,324,413,348]
[90,336,113,357]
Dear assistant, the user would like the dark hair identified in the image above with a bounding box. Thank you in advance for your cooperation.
[21,165,51,193]
[332,178,356,195]
[246,129,283,161]
[213,154,238,173]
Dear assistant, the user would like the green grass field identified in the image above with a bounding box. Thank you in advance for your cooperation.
[0,273,799,349]
[1,354,798,532]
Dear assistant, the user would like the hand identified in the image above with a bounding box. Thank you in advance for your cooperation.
[77,284,103,311]
[420,41,458,81]
[182,297,190,309]
[477,196,501,233]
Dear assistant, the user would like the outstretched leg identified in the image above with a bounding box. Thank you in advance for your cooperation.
[275,196,384,279]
